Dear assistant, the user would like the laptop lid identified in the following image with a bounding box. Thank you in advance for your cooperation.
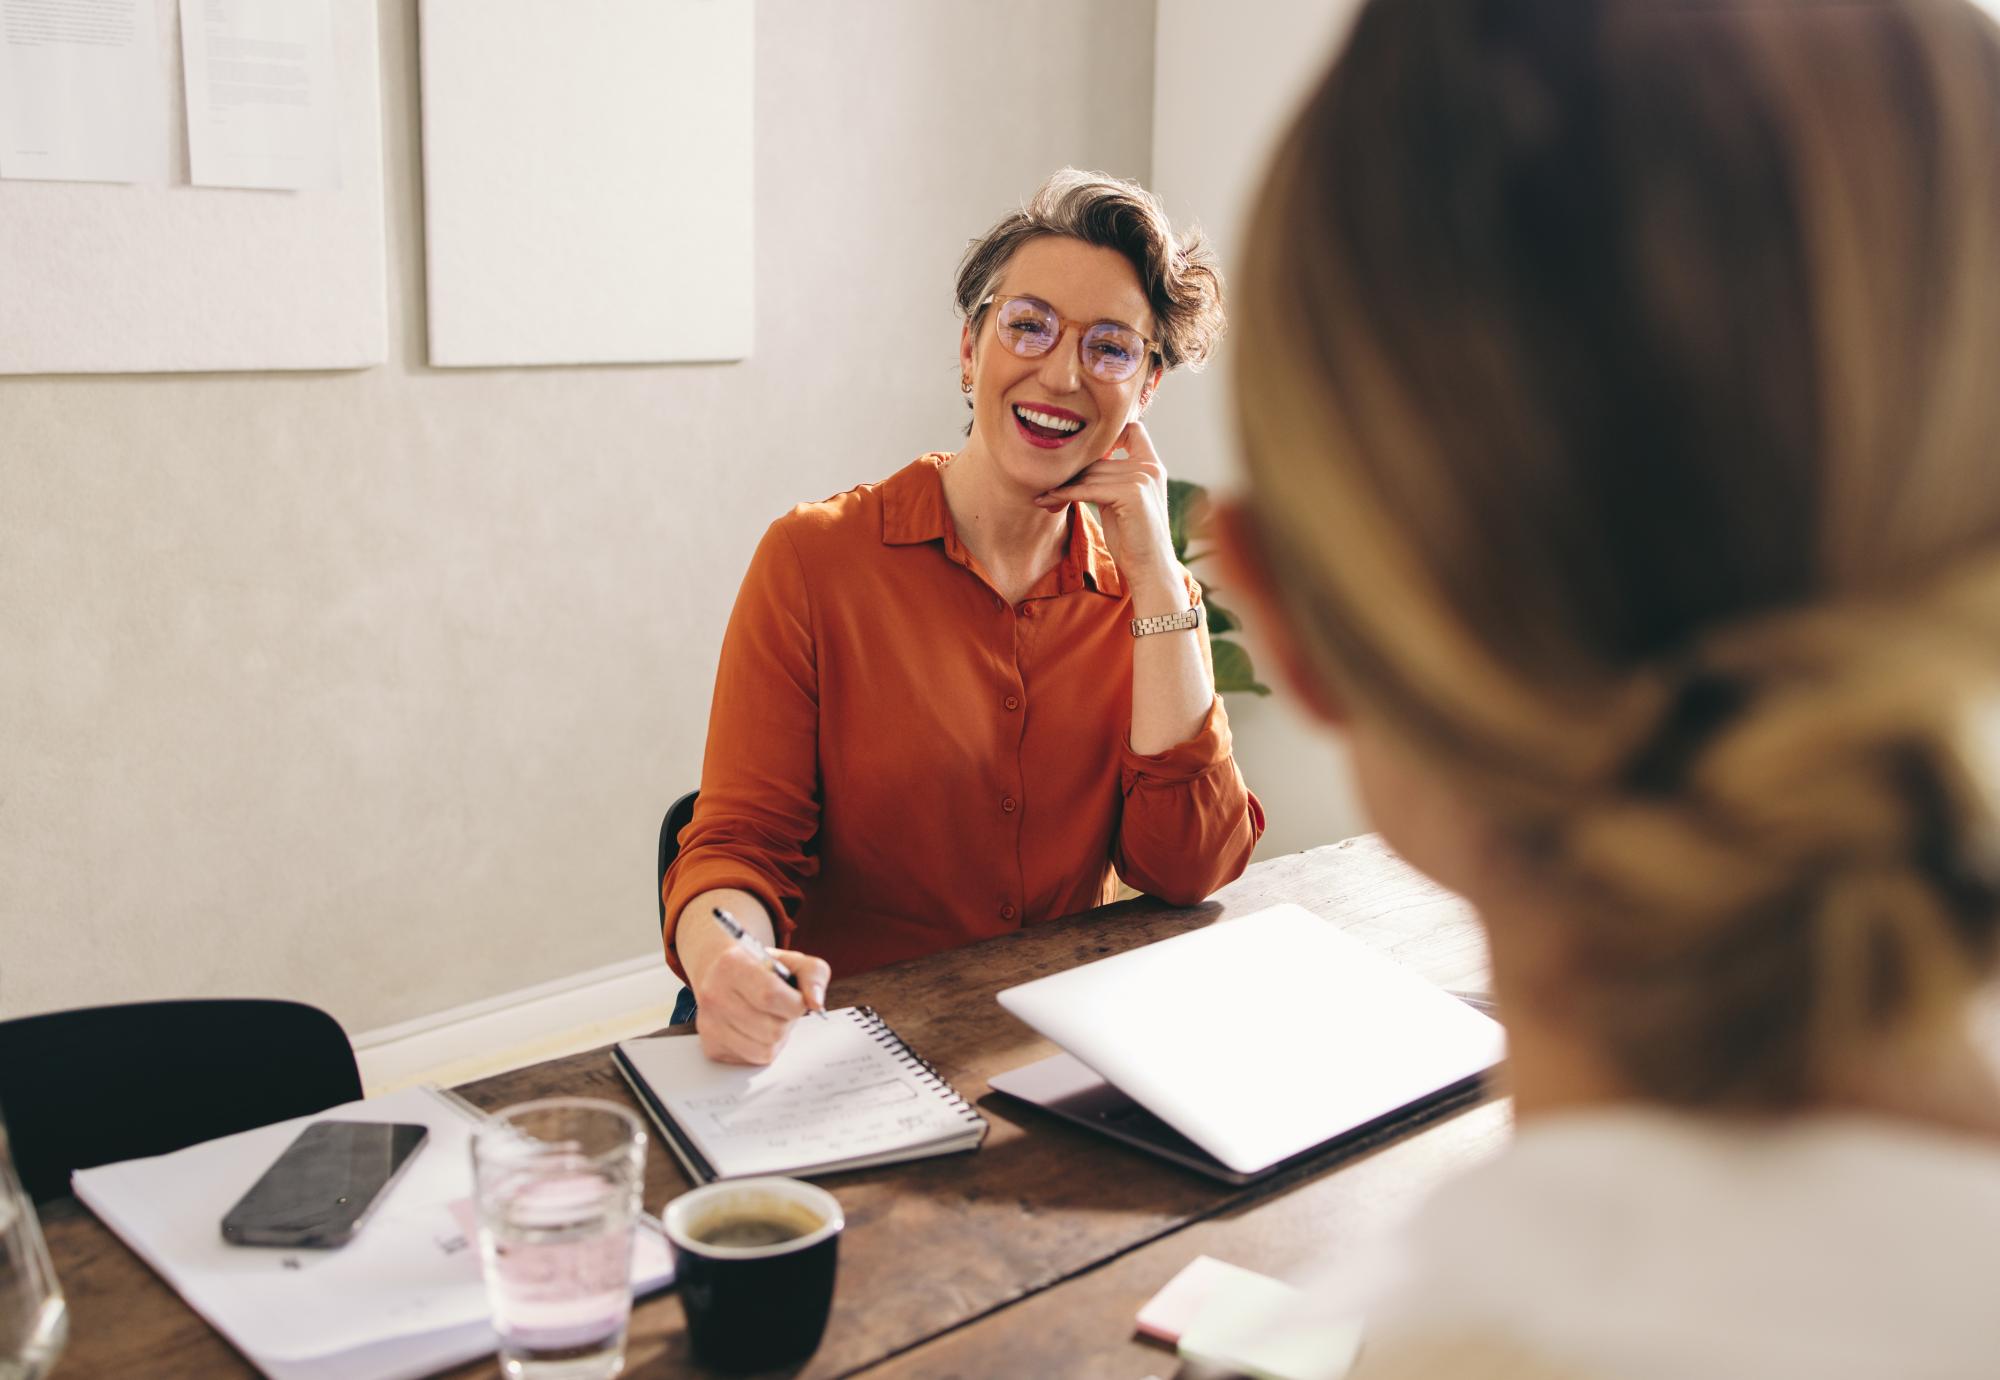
[993,903,1505,1177]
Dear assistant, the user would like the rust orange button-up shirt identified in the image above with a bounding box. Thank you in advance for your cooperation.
[661,455,1265,981]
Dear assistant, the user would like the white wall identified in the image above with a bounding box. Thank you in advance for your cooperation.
[0,0,1157,1033]
[1147,0,1368,858]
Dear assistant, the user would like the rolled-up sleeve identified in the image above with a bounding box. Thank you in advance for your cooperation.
[661,520,820,979]
[1112,696,1265,906]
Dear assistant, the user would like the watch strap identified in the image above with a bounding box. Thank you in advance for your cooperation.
[1130,602,1205,638]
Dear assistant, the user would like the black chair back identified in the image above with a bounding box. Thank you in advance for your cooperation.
[0,998,363,1204]
[657,788,700,929]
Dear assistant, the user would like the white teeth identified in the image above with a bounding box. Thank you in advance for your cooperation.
[1015,405,1082,434]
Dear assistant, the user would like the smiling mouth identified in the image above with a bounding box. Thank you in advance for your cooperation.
[1013,404,1084,447]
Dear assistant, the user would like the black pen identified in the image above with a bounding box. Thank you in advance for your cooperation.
[711,906,828,1019]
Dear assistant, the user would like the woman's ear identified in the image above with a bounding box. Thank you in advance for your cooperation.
[960,322,976,385]
[1138,364,1163,415]
[1213,500,1349,727]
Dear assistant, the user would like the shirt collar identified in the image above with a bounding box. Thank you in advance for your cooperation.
[880,454,1125,598]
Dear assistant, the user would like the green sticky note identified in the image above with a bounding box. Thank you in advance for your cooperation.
[1176,1272,1363,1380]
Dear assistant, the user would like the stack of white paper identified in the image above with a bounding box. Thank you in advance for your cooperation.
[72,1084,674,1380]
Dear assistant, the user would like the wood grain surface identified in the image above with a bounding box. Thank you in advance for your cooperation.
[43,837,1499,1379]
[857,1103,1513,1378]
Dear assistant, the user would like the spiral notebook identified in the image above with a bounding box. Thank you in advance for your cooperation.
[612,1006,988,1182]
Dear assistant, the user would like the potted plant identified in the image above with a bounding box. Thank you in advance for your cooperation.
[1167,478,1270,696]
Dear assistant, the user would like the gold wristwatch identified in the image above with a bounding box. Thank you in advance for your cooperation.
[1130,601,1205,638]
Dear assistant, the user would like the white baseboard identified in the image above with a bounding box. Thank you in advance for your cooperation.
[352,955,687,1096]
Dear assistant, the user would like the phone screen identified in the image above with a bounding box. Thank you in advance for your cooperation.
[220,1120,429,1248]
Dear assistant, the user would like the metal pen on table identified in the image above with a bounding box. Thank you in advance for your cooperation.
[711,906,828,1019]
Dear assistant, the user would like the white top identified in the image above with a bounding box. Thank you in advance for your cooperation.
[1324,1109,2000,1379]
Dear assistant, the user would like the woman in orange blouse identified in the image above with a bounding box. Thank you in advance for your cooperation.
[663,170,1265,1064]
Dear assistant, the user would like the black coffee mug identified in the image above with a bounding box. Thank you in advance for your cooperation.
[662,1177,844,1372]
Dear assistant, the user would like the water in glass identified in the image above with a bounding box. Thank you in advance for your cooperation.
[0,1119,66,1380]
[473,1100,644,1380]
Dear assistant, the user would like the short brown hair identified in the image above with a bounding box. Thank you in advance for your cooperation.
[955,168,1224,373]
[1237,0,2000,1108]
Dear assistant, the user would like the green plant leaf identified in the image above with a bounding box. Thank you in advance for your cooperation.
[1166,477,1206,563]
[1211,638,1271,696]
[1165,475,1264,695]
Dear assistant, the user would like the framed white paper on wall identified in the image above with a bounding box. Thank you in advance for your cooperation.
[417,0,755,368]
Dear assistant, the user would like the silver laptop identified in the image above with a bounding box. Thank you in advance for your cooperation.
[990,903,1505,1183]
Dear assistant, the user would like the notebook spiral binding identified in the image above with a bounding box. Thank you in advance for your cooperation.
[854,1006,986,1126]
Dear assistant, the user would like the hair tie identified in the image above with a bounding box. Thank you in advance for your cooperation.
[1621,668,1753,797]
[1892,743,2000,933]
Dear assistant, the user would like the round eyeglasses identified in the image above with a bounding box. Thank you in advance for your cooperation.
[977,294,1159,384]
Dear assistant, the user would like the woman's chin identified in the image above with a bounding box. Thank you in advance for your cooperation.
[982,438,1082,499]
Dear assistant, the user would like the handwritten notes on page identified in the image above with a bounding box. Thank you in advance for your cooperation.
[616,1007,987,1181]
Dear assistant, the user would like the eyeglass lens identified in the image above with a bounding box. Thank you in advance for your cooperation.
[993,297,1147,383]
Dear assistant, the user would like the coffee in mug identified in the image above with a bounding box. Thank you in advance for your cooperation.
[689,1198,823,1249]
[662,1177,843,1372]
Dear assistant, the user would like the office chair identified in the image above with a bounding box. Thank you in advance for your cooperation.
[0,998,364,1204]
[658,789,701,1025]
[656,788,701,930]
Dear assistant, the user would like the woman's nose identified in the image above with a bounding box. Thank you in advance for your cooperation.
[1035,333,1083,392]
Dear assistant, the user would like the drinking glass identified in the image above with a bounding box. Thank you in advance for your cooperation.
[472,1098,646,1380]
[0,1111,66,1380]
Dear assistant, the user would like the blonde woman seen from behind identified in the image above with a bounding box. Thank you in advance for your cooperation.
[1224,0,2000,1375]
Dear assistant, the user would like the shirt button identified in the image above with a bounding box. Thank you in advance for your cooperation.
[1004,695,1020,711]
[1017,603,1032,618]
[1000,903,1017,921]
[1001,796,1017,813]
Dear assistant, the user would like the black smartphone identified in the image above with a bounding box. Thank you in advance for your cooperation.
[220,1120,429,1248]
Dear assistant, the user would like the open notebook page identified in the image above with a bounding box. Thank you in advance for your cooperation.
[615,1006,984,1180]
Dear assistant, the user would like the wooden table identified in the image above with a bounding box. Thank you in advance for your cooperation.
[44,836,1509,1378]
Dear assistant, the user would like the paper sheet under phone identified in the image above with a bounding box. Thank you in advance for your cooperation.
[0,0,164,182]
[178,0,337,190]
[72,1084,674,1380]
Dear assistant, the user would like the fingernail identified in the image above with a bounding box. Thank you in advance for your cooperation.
[812,983,827,1007]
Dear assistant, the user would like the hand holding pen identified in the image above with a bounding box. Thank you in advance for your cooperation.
[685,899,832,1066]
[712,906,829,1021]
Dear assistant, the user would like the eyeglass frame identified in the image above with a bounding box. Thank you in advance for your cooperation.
[973,292,1163,383]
